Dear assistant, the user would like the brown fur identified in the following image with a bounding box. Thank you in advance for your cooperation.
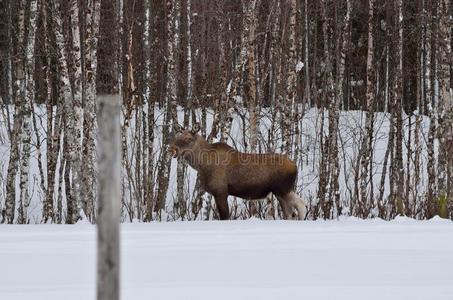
[169,129,306,220]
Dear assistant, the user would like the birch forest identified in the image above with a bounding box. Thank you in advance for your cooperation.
[0,0,452,224]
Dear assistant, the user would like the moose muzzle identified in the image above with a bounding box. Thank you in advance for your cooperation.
[168,145,178,158]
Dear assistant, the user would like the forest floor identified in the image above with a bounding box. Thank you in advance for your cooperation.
[1,218,452,300]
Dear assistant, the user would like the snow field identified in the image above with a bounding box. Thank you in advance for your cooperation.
[1,218,452,300]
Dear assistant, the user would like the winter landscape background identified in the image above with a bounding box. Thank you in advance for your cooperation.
[0,0,452,223]
[1,0,452,299]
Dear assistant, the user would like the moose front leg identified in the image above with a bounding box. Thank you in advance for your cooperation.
[214,193,229,220]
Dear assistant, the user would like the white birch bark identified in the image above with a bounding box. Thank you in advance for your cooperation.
[304,0,310,107]
[331,0,351,217]
[140,0,151,220]
[0,0,13,142]
[246,0,258,153]
[360,0,375,214]
[143,0,151,99]
[174,0,186,219]
[145,2,158,221]
[437,0,451,207]
[3,0,26,224]
[67,0,84,222]
[156,0,178,216]
[43,0,56,223]
[82,0,101,223]
[393,0,405,215]
[412,7,425,212]
[186,0,193,111]
[1,2,12,220]
[282,0,298,156]
[18,0,39,224]
[55,121,65,224]
[246,0,259,217]
[264,0,280,219]
[387,0,405,216]
[438,0,452,213]
[424,0,437,214]
[51,0,76,223]
[317,0,337,218]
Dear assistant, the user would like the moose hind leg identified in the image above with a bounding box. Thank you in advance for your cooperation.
[275,194,294,220]
[288,191,306,220]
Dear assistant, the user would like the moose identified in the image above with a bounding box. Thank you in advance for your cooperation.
[169,125,306,220]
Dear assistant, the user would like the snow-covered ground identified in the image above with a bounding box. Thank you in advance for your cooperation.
[1,218,452,300]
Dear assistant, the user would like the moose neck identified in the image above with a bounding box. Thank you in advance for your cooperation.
[184,135,211,172]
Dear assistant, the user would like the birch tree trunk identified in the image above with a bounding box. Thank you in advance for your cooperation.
[330,0,351,217]
[316,0,334,219]
[51,0,76,223]
[390,0,405,217]
[66,0,84,222]
[436,0,451,216]
[413,4,424,215]
[360,0,375,216]
[215,1,228,144]
[442,0,453,219]
[185,0,193,118]
[144,1,158,221]
[264,0,281,219]
[247,0,258,154]
[175,0,186,220]
[18,0,39,224]
[282,0,298,156]
[0,0,13,142]
[3,0,26,224]
[426,0,437,217]
[142,0,152,221]
[42,0,57,223]
[121,1,136,217]
[82,0,101,223]
[379,41,392,219]
[304,0,310,108]
[244,0,259,217]
[447,120,453,218]
[155,0,178,217]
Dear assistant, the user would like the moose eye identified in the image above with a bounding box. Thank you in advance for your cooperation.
[183,135,193,143]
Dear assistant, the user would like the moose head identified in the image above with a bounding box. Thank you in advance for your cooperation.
[169,123,201,159]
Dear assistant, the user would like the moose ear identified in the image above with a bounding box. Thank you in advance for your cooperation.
[191,122,200,135]
[173,123,184,133]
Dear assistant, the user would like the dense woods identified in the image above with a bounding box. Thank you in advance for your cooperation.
[0,0,452,223]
